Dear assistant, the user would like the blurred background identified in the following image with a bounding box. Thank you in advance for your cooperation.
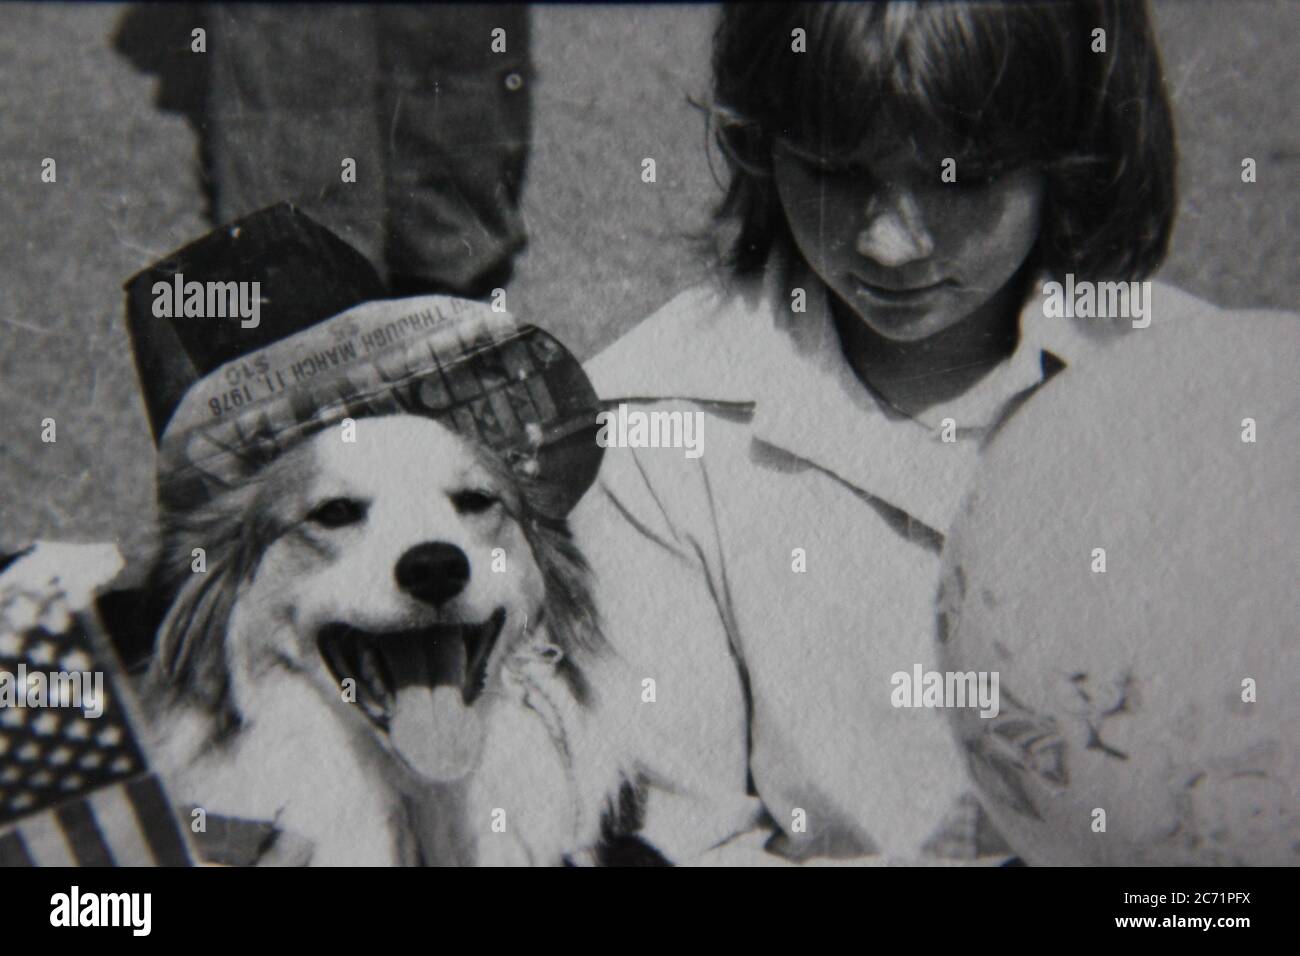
[0,1,1296,566]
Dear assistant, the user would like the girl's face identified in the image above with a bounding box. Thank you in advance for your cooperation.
[772,139,1045,343]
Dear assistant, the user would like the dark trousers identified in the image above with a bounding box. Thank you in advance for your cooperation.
[205,4,532,298]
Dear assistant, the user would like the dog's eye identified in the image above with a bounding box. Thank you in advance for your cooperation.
[307,498,366,528]
[451,489,498,515]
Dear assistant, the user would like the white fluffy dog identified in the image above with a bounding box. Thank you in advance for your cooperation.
[148,414,647,865]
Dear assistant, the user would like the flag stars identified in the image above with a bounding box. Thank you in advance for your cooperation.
[28,640,56,666]
[97,727,123,747]
[32,712,60,736]
[62,649,92,672]
[0,630,24,655]
[65,720,91,740]
[60,773,83,792]
[17,741,41,762]
[78,752,104,770]
[48,745,73,766]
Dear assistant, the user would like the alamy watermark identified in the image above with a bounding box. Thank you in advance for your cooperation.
[890,664,999,718]
[1041,274,1151,329]
[0,664,104,718]
[50,886,151,936]
[595,403,703,459]
[152,272,261,328]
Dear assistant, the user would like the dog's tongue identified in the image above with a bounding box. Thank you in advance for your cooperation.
[387,632,484,782]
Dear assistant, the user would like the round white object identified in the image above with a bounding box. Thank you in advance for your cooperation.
[939,310,1300,865]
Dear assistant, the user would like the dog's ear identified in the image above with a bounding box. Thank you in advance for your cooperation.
[150,556,239,718]
[147,476,274,723]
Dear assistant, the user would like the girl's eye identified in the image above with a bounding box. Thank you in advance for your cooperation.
[951,162,1007,190]
[307,498,367,528]
[451,490,498,515]
[799,153,867,179]
[777,141,864,178]
[821,162,862,178]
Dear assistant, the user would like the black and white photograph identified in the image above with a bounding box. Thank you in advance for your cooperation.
[0,0,1295,929]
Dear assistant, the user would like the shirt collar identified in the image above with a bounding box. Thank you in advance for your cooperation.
[744,258,1086,531]
[589,258,1091,533]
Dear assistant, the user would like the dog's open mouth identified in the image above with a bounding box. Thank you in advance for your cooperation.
[317,607,506,722]
[316,608,506,781]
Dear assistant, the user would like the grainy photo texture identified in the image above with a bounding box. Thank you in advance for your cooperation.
[0,0,1296,886]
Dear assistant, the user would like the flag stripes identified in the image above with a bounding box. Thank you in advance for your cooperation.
[0,775,190,867]
[0,828,33,866]
[55,799,114,866]
[124,776,190,866]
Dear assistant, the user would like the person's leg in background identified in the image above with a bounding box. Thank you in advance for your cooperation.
[377,4,532,299]
[203,3,532,300]
[204,5,388,276]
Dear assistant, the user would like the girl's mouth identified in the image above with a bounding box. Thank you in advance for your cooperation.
[851,275,955,305]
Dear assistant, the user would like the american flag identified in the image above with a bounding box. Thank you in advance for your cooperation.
[0,551,191,866]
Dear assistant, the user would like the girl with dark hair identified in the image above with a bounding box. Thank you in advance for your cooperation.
[709,0,1177,412]
[572,1,1224,864]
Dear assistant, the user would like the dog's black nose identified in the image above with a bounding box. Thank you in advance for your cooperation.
[395,542,470,606]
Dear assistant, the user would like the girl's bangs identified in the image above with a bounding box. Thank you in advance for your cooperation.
[777,2,1081,170]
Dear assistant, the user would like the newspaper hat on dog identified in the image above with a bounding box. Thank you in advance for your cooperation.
[124,204,603,518]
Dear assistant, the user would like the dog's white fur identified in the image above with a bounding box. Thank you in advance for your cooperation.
[149,414,643,865]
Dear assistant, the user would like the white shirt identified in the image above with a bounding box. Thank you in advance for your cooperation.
[573,261,1189,863]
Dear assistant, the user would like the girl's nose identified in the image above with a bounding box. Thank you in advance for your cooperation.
[856,186,935,267]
